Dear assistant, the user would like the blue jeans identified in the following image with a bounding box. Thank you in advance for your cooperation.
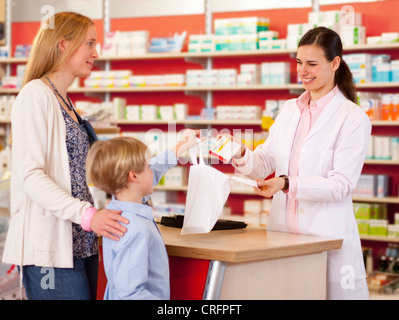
[20,254,98,300]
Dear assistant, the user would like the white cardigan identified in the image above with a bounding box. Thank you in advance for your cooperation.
[2,79,92,268]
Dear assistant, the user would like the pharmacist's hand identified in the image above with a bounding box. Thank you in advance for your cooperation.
[216,134,247,159]
[254,178,285,198]
[90,209,129,241]
[173,129,200,156]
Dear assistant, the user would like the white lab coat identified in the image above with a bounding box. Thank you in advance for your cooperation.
[237,90,371,300]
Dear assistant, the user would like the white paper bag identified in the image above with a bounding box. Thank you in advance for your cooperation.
[181,139,231,234]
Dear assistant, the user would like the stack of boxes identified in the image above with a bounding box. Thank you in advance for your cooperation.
[189,16,276,53]
[358,92,399,121]
[354,204,399,239]
[83,70,186,89]
[344,53,399,84]
[258,31,286,50]
[102,31,149,56]
[215,106,261,121]
[287,10,364,49]
[367,32,399,45]
[260,62,291,85]
[354,203,389,236]
[366,135,399,161]
[353,174,389,198]
[185,62,290,87]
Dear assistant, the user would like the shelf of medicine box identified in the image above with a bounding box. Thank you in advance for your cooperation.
[359,234,399,243]
[154,184,399,201]
[154,185,399,198]
[372,121,399,126]
[67,84,304,93]
[352,196,399,204]
[364,159,399,165]
[4,82,399,95]
[3,42,399,64]
[154,184,399,200]
[94,43,399,59]
[112,119,262,126]
[34,82,399,93]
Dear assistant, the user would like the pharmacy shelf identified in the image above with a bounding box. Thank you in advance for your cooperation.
[71,84,303,92]
[356,82,399,89]
[113,119,262,126]
[364,159,399,165]
[3,82,399,95]
[154,185,399,203]
[352,196,399,204]
[372,121,399,126]
[360,234,399,243]
[0,84,302,94]
[3,42,399,63]
[110,119,399,127]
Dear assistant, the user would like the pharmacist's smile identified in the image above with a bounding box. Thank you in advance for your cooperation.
[301,77,316,84]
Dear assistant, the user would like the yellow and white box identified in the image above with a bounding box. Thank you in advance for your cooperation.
[209,136,241,163]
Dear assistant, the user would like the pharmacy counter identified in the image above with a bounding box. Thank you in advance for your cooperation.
[161,225,343,300]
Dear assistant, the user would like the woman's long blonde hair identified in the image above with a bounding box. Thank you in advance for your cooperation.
[23,11,94,86]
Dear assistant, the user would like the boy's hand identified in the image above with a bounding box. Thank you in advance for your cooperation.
[173,129,200,156]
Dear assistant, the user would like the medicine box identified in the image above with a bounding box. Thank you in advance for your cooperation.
[240,64,261,84]
[372,55,391,82]
[287,23,313,37]
[340,25,366,46]
[369,219,388,236]
[391,60,399,82]
[381,32,399,43]
[214,17,269,36]
[344,53,373,83]
[214,35,229,52]
[218,69,237,86]
[209,136,242,163]
[163,166,188,187]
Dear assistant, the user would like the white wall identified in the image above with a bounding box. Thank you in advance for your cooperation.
[10,0,382,22]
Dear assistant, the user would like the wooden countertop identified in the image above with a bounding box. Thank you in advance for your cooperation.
[159,225,343,263]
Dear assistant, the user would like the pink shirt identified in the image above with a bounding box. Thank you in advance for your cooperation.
[285,85,338,233]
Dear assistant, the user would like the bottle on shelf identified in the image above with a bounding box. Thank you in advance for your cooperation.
[381,94,393,121]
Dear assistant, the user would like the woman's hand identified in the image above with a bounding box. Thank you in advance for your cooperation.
[172,129,200,156]
[90,209,129,241]
[254,177,285,198]
[216,134,247,159]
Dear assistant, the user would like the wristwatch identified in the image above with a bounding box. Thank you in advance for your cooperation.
[279,175,289,191]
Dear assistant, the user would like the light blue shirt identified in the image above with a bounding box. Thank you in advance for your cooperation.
[102,150,177,300]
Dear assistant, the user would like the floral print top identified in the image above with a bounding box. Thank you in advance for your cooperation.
[60,105,98,259]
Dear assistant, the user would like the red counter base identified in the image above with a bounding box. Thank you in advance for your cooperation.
[97,246,209,300]
[169,256,209,300]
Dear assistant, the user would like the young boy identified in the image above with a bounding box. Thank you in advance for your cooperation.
[86,131,196,300]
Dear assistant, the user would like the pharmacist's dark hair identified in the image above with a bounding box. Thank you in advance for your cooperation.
[298,26,356,103]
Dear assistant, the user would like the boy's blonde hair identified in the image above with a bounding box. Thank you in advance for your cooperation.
[86,137,150,195]
[23,11,94,85]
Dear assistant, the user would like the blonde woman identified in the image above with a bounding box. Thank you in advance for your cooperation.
[2,12,130,300]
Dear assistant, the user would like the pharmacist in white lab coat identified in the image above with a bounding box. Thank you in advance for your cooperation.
[228,27,371,300]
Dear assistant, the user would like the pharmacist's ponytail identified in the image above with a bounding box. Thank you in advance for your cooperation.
[298,26,357,103]
[335,59,356,103]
